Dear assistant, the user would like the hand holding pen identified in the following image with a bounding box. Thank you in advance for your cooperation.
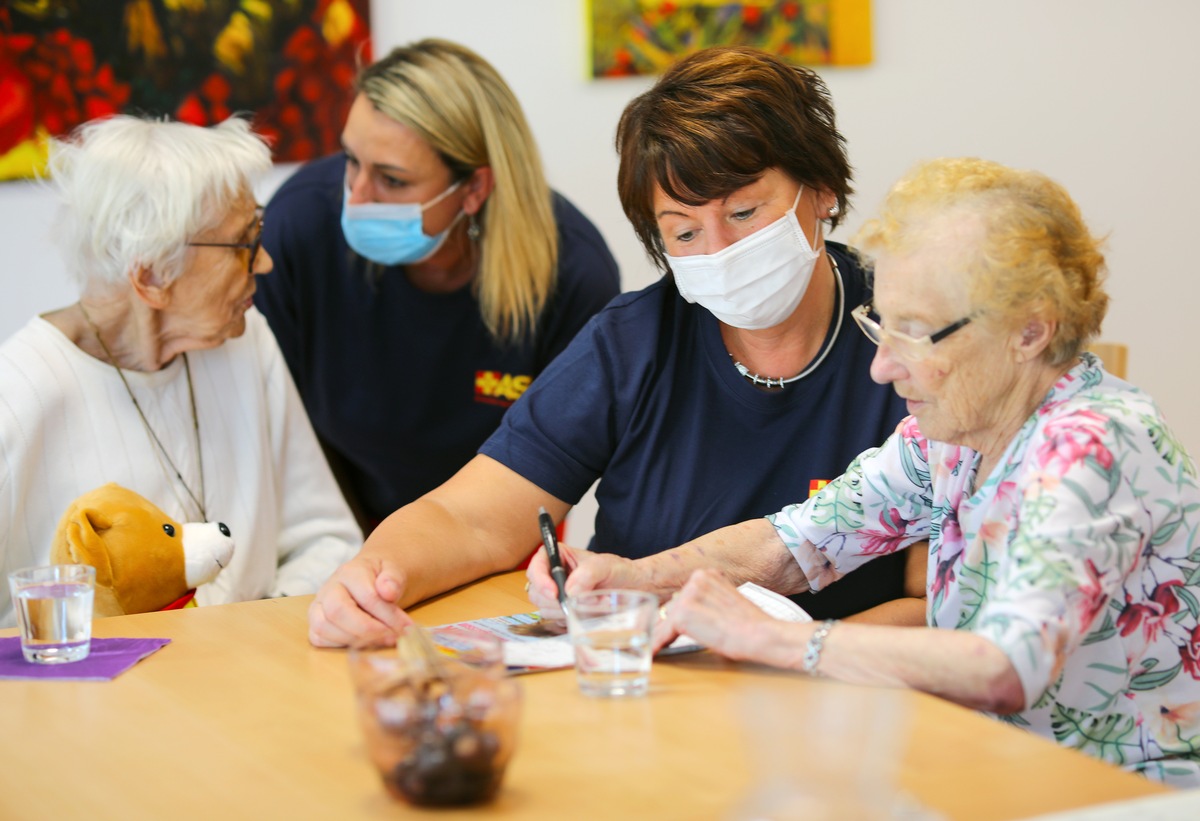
[524,515,648,616]
[537,506,569,605]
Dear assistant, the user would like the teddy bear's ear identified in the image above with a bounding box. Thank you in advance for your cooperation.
[55,508,115,588]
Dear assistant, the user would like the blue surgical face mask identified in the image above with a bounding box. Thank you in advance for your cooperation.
[340,180,463,266]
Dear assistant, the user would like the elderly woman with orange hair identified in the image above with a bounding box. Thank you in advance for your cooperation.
[533,157,1200,785]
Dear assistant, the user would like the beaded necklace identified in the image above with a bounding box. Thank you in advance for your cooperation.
[729,255,845,389]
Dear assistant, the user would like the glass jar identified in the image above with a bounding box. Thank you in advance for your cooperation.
[347,628,521,807]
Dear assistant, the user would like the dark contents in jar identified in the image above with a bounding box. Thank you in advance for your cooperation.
[377,676,506,806]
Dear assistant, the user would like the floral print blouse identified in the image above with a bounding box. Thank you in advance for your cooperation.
[770,355,1200,787]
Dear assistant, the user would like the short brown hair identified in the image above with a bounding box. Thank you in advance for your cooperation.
[616,46,852,272]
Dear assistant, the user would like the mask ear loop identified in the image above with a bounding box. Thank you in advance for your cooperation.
[414,180,469,264]
[791,183,827,257]
[419,178,464,213]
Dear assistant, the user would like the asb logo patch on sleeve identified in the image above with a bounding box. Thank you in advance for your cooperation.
[809,479,829,498]
[474,371,532,407]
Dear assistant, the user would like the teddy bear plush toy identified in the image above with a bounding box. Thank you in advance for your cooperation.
[50,483,235,617]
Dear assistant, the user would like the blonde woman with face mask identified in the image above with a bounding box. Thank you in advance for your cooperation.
[308,47,922,649]
[255,40,620,534]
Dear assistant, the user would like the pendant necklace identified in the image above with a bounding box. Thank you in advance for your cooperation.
[730,255,845,389]
[79,303,208,522]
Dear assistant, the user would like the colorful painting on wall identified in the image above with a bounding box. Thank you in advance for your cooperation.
[589,0,871,78]
[0,0,371,181]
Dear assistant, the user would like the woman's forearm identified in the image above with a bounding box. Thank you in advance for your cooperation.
[364,455,570,608]
[839,544,929,626]
[745,620,1025,714]
[640,518,811,596]
[841,596,926,626]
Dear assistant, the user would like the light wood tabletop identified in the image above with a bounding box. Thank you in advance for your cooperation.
[0,571,1174,820]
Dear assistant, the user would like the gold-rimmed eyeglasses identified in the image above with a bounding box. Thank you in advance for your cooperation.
[851,302,972,362]
[187,206,265,274]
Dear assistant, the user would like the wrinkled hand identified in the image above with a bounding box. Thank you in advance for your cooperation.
[651,569,774,659]
[525,545,646,618]
[307,556,414,648]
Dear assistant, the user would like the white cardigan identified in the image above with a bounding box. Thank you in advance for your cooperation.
[0,308,362,626]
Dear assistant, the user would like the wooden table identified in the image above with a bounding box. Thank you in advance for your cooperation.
[0,572,1172,819]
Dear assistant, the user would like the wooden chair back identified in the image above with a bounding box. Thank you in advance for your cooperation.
[1088,341,1128,379]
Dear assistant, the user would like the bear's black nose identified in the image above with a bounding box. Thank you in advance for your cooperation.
[218,522,231,537]
[162,523,176,537]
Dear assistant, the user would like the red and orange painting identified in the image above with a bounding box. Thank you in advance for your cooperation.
[0,0,371,181]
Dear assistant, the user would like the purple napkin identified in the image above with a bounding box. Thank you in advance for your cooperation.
[0,637,171,681]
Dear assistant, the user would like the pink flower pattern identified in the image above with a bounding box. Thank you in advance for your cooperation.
[1181,625,1200,681]
[1117,581,1183,643]
[1033,410,1115,475]
[859,507,910,555]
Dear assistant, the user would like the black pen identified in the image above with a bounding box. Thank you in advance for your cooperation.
[537,506,569,605]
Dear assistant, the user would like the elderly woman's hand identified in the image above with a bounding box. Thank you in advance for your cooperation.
[525,545,644,618]
[307,555,414,647]
[651,568,777,658]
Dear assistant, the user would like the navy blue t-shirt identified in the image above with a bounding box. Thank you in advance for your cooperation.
[482,244,910,619]
[255,154,621,522]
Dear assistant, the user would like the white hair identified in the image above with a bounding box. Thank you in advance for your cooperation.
[45,115,272,288]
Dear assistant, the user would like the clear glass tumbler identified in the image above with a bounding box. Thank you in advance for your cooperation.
[8,564,96,664]
[565,589,658,697]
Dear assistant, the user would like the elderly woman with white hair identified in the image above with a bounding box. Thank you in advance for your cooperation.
[0,115,361,627]
[531,157,1200,786]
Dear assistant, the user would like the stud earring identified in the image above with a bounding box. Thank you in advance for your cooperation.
[827,203,840,217]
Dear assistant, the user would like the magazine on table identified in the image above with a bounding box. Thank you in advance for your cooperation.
[429,582,813,674]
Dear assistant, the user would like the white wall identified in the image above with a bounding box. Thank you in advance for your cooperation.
[4,0,1197,483]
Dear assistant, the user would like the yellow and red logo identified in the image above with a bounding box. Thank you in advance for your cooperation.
[474,370,531,407]
[809,479,830,498]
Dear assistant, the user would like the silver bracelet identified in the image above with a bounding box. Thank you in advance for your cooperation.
[803,619,837,676]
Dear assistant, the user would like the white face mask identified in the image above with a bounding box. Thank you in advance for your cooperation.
[666,186,822,330]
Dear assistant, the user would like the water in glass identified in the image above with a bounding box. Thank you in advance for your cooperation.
[15,581,94,663]
[572,626,652,697]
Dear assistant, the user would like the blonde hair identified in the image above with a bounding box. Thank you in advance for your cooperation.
[855,157,1108,366]
[357,39,557,344]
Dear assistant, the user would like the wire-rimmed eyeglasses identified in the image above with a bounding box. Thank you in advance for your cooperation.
[187,206,265,274]
[851,302,972,362]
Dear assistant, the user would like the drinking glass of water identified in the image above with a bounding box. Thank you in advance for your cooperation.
[564,589,657,697]
[7,564,96,664]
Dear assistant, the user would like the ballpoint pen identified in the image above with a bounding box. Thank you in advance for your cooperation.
[537,506,569,605]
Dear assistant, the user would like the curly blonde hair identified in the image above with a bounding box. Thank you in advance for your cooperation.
[854,157,1108,366]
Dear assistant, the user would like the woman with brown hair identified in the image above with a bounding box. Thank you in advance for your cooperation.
[306,46,920,649]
